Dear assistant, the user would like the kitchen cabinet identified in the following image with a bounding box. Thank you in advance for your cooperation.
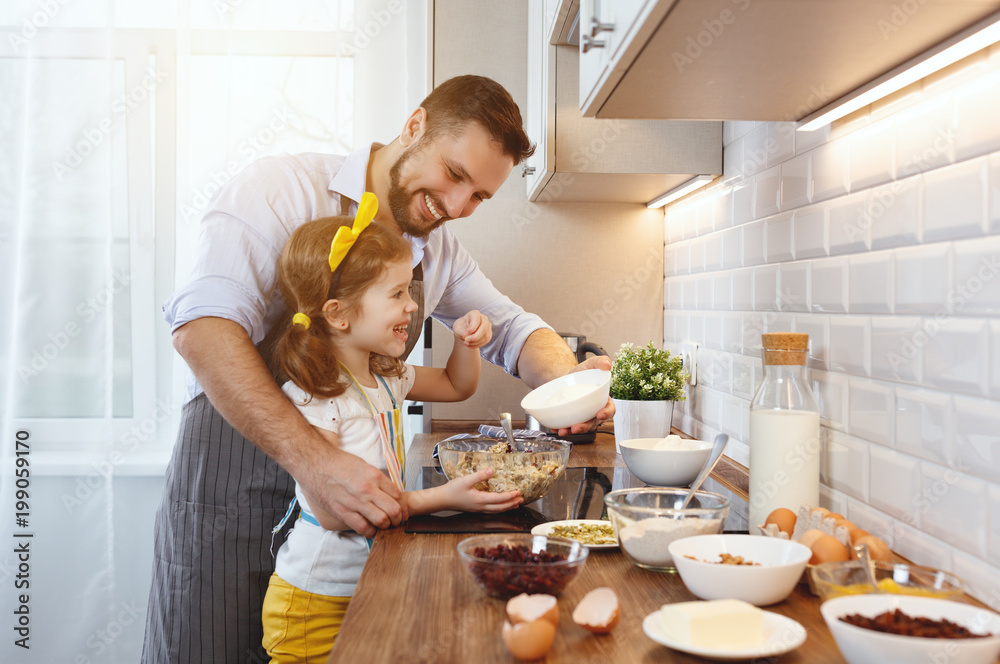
[525,0,721,203]
[577,0,1000,120]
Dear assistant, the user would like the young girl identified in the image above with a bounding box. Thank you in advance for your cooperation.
[261,194,522,663]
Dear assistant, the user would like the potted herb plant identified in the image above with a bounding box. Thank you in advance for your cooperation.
[610,342,690,453]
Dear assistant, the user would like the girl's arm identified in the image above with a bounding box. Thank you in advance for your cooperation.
[403,467,522,515]
[407,310,492,403]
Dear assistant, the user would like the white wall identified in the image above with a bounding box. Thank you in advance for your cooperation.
[663,45,1000,609]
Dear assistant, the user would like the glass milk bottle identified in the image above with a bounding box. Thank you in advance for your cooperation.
[748,333,821,534]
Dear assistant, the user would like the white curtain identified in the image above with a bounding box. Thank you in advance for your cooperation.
[0,1,428,661]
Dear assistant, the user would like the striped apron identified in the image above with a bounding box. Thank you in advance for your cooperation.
[142,267,424,664]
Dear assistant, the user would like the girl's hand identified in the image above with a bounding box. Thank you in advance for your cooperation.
[453,310,492,349]
[442,467,522,513]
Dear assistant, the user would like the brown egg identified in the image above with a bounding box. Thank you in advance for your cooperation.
[812,507,831,518]
[764,508,797,536]
[832,517,855,532]
[572,587,619,635]
[855,535,893,562]
[502,619,556,660]
[809,535,850,564]
[848,527,870,545]
[506,593,559,627]
[798,528,827,549]
[827,512,846,522]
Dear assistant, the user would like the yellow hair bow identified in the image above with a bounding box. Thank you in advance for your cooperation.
[329,192,378,273]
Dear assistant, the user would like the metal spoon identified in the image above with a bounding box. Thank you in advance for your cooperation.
[853,541,884,593]
[679,433,730,509]
[499,412,516,447]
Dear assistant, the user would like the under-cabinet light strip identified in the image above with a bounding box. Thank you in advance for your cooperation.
[646,175,715,209]
[798,10,1000,132]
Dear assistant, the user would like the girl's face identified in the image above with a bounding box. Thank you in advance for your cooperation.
[346,257,419,357]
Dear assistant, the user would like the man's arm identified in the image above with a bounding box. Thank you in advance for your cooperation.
[172,317,405,536]
[516,328,614,435]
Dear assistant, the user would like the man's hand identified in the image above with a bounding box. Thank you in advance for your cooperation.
[173,317,406,536]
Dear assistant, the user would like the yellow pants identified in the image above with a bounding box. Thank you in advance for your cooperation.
[261,573,350,664]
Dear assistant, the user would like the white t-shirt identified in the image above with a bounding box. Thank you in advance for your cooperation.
[275,364,416,597]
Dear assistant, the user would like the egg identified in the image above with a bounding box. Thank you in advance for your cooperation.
[827,512,846,522]
[847,527,870,545]
[809,534,850,564]
[812,507,831,518]
[764,508,797,536]
[501,619,556,660]
[855,534,893,562]
[506,593,559,627]
[572,587,619,634]
[798,528,826,549]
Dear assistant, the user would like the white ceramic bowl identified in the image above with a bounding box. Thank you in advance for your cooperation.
[821,595,1000,664]
[668,534,812,606]
[619,438,712,486]
[520,369,611,430]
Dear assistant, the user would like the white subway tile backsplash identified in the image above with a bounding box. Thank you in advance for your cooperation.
[753,265,778,311]
[868,445,920,523]
[922,317,989,395]
[919,461,987,558]
[953,235,1000,315]
[742,220,765,266]
[765,212,794,263]
[812,136,850,202]
[811,256,849,313]
[665,58,1000,590]
[824,430,870,502]
[732,268,753,311]
[868,177,921,250]
[849,120,895,190]
[795,314,829,370]
[894,94,955,178]
[894,386,950,465]
[849,377,894,445]
[870,317,923,384]
[829,315,869,376]
[780,153,811,210]
[848,251,894,314]
[779,261,810,312]
[793,203,828,259]
[828,191,870,255]
[955,69,1000,162]
[923,158,987,242]
[722,227,742,270]
[812,369,848,431]
[952,395,1000,484]
[894,244,953,314]
[767,123,796,168]
[755,166,781,218]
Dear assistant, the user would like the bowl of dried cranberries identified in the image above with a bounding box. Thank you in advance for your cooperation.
[457,534,588,599]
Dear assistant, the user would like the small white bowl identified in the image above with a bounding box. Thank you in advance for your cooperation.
[821,595,1000,664]
[520,369,611,430]
[619,438,712,486]
[668,534,812,606]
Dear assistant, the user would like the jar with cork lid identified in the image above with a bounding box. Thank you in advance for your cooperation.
[748,333,821,534]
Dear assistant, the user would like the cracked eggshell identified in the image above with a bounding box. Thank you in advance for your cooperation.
[506,593,559,627]
[572,587,619,635]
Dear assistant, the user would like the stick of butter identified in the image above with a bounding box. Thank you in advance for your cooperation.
[659,599,764,649]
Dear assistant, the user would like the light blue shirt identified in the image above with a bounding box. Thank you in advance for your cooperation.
[163,144,551,402]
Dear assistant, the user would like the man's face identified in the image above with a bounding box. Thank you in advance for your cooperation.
[387,122,514,238]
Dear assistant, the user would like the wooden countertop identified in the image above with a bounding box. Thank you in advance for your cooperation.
[328,432,851,663]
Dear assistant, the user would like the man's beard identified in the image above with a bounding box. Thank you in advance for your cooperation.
[387,143,447,239]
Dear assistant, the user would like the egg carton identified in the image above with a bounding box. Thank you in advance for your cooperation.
[757,505,853,592]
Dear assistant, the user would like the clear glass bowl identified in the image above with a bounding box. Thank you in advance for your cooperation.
[810,560,964,602]
[456,533,588,599]
[604,487,730,572]
[437,436,571,505]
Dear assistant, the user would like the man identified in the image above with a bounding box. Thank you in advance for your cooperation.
[142,75,613,663]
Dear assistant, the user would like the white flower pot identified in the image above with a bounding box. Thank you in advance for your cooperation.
[611,399,675,454]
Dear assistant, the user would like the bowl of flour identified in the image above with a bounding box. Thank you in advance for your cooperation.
[604,488,729,572]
